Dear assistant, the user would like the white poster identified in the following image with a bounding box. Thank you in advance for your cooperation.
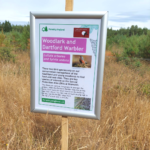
[34,18,101,115]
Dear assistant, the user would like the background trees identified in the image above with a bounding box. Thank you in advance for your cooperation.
[107,25,148,38]
[0,20,12,32]
[107,26,150,59]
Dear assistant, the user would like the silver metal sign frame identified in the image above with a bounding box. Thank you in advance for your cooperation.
[30,11,108,120]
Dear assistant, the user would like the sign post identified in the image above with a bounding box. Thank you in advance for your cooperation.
[61,1,74,149]
[65,0,73,11]
[62,116,68,150]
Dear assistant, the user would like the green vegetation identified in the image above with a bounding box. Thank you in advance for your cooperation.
[142,84,150,96]
[107,25,150,59]
[12,25,24,33]
[21,25,30,50]
[0,21,30,63]
[0,21,149,65]
[0,29,5,45]
[0,47,15,62]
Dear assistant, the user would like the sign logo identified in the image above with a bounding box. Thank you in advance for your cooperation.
[42,26,48,32]
[73,28,89,38]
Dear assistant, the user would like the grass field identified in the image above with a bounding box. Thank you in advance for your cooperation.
[0,50,150,149]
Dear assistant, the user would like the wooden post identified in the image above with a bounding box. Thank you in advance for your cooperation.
[61,116,68,150]
[61,1,73,150]
[65,0,74,11]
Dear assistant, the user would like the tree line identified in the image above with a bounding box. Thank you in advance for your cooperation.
[0,20,149,37]
[107,25,148,38]
[0,20,29,33]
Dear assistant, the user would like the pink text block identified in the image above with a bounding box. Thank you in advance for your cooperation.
[43,53,70,64]
[42,37,86,53]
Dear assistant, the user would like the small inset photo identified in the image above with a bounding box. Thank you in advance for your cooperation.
[72,55,92,68]
[74,97,91,110]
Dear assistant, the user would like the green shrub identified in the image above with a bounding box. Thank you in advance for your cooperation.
[3,37,11,47]
[142,84,150,96]
[106,35,127,50]
[21,25,30,50]
[5,26,30,51]
[123,35,140,57]
[0,47,16,62]
[124,57,131,65]
[109,34,150,59]
[122,57,142,67]
[106,38,113,50]
[12,30,22,40]
[138,32,150,58]
[11,30,22,49]
[134,60,141,67]
[0,30,5,45]
[6,29,29,51]
[2,31,14,46]
[114,51,123,62]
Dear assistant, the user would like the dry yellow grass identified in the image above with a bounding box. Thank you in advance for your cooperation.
[0,51,150,150]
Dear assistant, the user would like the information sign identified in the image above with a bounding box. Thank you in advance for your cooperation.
[30,12,108,119]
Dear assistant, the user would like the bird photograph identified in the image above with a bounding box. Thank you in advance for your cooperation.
[72,55,92,68]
